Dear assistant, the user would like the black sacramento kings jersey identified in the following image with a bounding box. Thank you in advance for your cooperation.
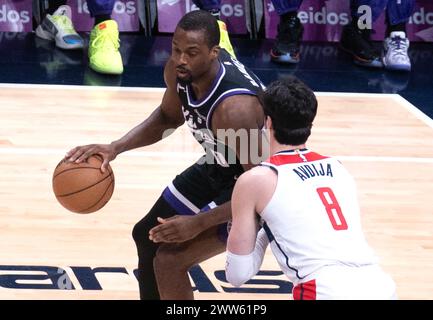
[176,49,265,173]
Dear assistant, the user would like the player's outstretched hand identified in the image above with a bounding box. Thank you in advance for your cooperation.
[149,216,202,243]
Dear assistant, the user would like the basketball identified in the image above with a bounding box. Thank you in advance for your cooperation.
[52,155,115,214]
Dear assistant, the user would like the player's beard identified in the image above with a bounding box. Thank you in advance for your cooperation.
[176,67,193,85]
[177,75,192,86]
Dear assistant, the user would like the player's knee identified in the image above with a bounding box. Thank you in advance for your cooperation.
[153,246,189,274]
[132,216,152,245]
[153,252,176,275]
[132,195,176,246]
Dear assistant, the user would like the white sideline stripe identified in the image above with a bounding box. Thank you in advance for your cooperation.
[294,92,433,128]
[2,84,430,122]
[286,92,433,128]
[0,84,404,99]
[0,147,432,163]
[391,94,433,129]
[1,84,431,125]
[0,84,397,97]
[167,182,200,213]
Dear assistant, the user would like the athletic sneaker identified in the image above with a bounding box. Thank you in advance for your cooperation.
[340,24,382,68]
[35,5,83,50]
[382,31,411,72]
[270,16,304,64]
[88,20,123,75]
[217,20,236,58]
[83,68,122,87]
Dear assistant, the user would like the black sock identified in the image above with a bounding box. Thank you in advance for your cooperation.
[350,16,373,40]
[46,0,67,16]
[351,16,358,28]
[386,23,406,37]
[94,14,112,26]
[280,11,298,24]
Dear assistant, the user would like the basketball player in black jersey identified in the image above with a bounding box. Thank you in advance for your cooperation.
[65,10,266,299]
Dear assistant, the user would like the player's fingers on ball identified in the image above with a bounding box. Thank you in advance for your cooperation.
[65,147,82,161]
[75,153,87,163]
[64,147,77,159]
[68,150,84,162]
[72,146,92,161]
[76,149,94,163]
[101,159,109,173]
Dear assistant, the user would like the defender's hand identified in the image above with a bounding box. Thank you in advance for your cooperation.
[149,215,202,243]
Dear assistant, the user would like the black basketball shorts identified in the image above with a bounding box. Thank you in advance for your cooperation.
[161,155,243,242]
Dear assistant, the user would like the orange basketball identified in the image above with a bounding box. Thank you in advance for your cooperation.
[52,155,115,214]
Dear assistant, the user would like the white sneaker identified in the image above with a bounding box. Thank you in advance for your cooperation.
[35,5,83,50]
[382,31,411,71]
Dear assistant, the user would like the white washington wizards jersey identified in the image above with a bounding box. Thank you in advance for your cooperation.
[260,149,377,285]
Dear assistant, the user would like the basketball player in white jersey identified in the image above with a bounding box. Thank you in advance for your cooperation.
[225,77,397,300]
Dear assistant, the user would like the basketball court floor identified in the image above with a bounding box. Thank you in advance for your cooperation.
[0,83,432,300]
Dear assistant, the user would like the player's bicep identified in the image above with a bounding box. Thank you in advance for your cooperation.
[159,89,184,128]
[212,96,267,171]
[227,172,258,255]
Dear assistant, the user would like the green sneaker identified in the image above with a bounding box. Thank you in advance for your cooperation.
[88,20,123,75]
[217,20,236,58]
[35,5,83,50]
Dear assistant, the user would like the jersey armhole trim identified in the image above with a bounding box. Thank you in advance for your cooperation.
[259,163,278,175]
[205,89,257,131]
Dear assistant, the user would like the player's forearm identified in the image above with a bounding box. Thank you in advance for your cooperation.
[112,106,181,154]
[226,228,269,287]
[195,201,232,230]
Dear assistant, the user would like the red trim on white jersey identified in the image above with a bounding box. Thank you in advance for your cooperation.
[293,279,317,300]
[265,150,328,166]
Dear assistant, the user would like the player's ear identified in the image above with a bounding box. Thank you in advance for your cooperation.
[211,45,220,59]
[266,116,273,130]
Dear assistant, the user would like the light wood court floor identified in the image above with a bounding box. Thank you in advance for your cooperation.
[0,84,432,300]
